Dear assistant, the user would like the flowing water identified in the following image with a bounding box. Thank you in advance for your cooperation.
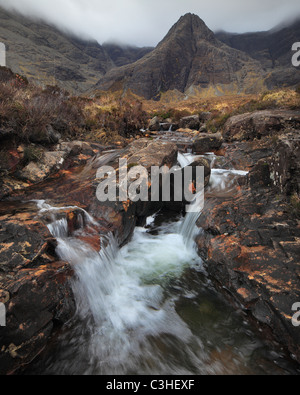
[28,154,299,375]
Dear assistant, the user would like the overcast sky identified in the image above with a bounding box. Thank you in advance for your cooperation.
[1,0,300,47]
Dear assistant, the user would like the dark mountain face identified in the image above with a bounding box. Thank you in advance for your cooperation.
[216,19,300,89]
[94,13,265,100]
[102,43,154,67]
[0,7,115,93]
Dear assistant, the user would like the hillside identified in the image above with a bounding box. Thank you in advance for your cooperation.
[216,19,300,89]
[102,43,154,67]
[0,7,114,93]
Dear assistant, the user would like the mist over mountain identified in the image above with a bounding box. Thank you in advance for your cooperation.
[0,7,115,92]
[216,18,300,89]
[0,6,299,97]
[1,0,300,47]
[102,43,154,68]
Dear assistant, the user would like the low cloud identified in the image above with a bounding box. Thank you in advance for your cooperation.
[0,0,300,46]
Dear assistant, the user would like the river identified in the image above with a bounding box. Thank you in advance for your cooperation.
[26,153,299,375]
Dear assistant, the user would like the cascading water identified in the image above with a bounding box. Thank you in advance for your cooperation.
[28,154,299,375]
[39,210,207,375]
[178,152,206,245]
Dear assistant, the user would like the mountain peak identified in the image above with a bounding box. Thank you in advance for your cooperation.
[161,12,216,45]
[178,12,206,24]
[95,13,265,100]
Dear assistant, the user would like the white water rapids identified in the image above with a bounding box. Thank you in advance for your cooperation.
[29,153,297,375]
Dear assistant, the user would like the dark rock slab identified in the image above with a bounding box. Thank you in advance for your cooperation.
[193,132,223,154]
[224,110,300,142]
[179,115,201,131]
[196,149,300,362]
[270,131,300,195]
[0,205,75,374]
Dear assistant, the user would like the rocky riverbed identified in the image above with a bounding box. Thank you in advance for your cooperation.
[0,109,299,374]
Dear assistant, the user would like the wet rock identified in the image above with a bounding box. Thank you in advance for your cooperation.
[249,159,272,188]
[223,110,300,142]
[126,139,178,169]
[193,132,223,154]
[57,141,105,167]
[0,149,21,174]
[91,139,179,243]
[167,157,211,211]
[0,206,75,374]
[188,158,211,187]
[196,157,300,363]
[270,131,300,195]
[0,261,74,375]
[0,177,30,201]
[179,115,201,131]
[12,140,179,246]
[0,141,106,200]
[18,151,67,183]
[220,141,274,171]
[148,116,160,132]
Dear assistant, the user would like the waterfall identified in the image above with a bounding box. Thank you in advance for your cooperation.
[30,164,295,375]
[180,191,204,246]
[39,201,205,374]
[178,152,205,246]
[179,152,249,247]
[34,199,98,226]
[177,152,196,168]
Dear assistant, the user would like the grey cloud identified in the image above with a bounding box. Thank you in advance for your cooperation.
[0,0,300,46]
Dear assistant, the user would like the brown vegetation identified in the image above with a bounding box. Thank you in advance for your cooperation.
[0,67,299,149]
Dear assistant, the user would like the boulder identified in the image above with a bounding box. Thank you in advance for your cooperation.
[126,139,178,170]
[167,158,211,210]
[188,158,211,187]
[148,116,160,132]
[0,177,30,201]
[179,115,201,130]
[0,204,75,374]
[199,111,213,122]
[223,110,300,142]
[192,132,223,154]
[29,125,61,145]
[18,151,67,183]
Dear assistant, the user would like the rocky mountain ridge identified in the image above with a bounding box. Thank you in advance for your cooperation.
[94,13,266,100]
[216,18,300,89]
